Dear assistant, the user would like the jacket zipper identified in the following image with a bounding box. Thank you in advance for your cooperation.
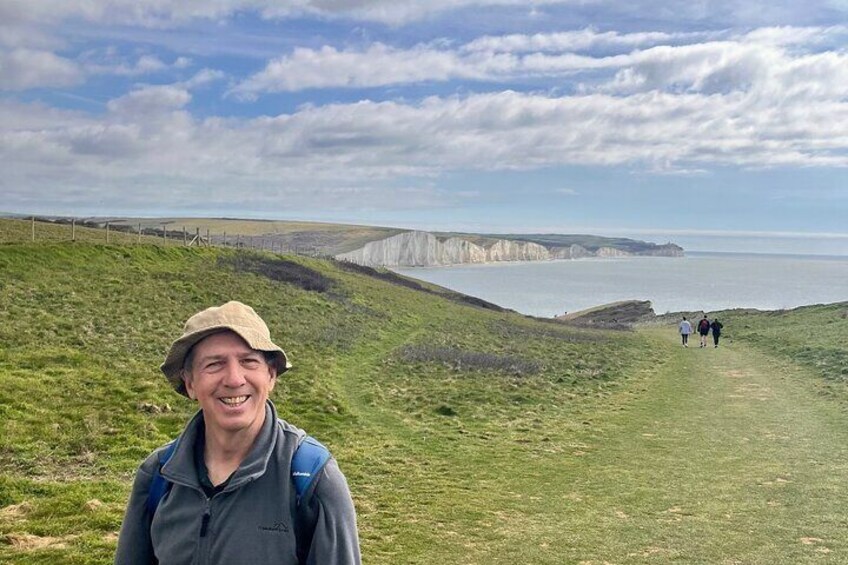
[200,497,212,537]
[192,496,212,565]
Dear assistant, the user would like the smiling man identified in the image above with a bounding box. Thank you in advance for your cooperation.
[115,301,361,564]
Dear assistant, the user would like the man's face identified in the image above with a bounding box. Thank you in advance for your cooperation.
[183,331,276,439]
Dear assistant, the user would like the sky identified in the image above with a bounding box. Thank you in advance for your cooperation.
[2,1,848,255]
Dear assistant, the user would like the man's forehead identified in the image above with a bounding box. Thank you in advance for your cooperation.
[194,331,261,356]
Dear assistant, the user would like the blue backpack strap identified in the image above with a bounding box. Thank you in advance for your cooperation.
[291,435,331,504]
[146,439,179,517]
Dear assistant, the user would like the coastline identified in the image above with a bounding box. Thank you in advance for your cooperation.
[393,253,848,317]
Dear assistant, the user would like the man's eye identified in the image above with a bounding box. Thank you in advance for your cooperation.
[204,361,223,370]
[242,358,261,367]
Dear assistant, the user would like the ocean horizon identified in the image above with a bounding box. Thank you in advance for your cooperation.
[393,251,848,317]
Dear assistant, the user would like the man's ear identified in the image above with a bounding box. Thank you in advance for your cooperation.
[182,370,197,400]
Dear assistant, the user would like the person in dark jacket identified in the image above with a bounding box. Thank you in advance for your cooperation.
[115,301,361,565]
[710,318,724,348]
[697,315,711,348]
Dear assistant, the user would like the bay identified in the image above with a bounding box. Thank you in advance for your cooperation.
[393,252,848,317]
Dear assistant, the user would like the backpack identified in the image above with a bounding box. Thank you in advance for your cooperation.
[698,319,710,332]
[145,433,331,516]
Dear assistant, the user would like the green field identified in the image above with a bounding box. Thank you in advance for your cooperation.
[1,230,847,563]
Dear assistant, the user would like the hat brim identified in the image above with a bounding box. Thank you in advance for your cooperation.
[160,325,291,397]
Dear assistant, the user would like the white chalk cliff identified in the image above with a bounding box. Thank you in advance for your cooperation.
[335,231,636,267]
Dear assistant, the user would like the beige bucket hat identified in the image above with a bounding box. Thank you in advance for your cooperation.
[160,301,291,396]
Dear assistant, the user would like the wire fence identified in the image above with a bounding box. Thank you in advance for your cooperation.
[2,216,324,256]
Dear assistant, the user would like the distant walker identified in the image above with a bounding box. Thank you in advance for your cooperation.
[678,316,693,347]
[711,318,724,348]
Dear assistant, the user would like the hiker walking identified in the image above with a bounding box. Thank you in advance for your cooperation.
[697,315,711,348]
[678,316,692,347]
[115,301,361,564]
[711,318,724,348]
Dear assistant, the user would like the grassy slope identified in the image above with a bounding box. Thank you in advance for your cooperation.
[109,218,405,255]
[554,327,848,563]
[713,304,848,390]
[652,303,848,399]
[2,228,847,564]
[0,239,654,564]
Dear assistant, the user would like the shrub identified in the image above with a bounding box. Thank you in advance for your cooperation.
[397,344,540,377]
[219,254,333,292]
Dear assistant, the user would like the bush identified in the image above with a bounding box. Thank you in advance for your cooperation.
[220,254,333,292]
[397,344,540,377]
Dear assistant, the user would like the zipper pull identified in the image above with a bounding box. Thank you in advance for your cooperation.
[200,511,210,537]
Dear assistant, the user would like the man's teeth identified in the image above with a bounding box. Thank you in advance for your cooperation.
[220,396,248,406]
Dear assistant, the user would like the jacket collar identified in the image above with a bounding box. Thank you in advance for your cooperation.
[161,400,279,491]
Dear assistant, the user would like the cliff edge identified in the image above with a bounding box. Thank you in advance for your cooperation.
[336,231,683,267]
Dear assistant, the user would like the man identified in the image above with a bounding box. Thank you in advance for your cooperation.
[711,317,724,348]
[678,316,692,347]
[697,315,711,348]
[115,301,361,564]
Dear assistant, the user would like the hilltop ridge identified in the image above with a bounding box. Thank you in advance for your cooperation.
[5,215,683,267]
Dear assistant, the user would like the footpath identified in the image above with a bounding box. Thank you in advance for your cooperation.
[554,329,848,564]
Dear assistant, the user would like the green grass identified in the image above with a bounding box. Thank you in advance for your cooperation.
[710,304,848,397]
[0,235,653,563]
[2,227,848,563]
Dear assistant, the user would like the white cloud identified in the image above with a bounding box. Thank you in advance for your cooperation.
[0,48,83,89]
[4,0,842,29]
[4,78,848,213]
[232,27,848,99]
[231,43,476,96]
[0,45,195,91]
[463,29,709,54]
[0,0,573,28]
[183,68,226,88]
[596,39,848,100]
[80,50,194,77]
[106,84,192,115]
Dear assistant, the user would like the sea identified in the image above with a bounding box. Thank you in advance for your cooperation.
[393,252,848,317]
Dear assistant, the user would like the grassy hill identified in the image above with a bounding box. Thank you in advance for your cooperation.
[0,235,656,564]
[2,223,847,563]
[701,304,848,398]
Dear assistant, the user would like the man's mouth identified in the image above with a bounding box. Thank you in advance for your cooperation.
[219,395,249,407]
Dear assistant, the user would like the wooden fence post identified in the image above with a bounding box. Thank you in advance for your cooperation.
[138,223,142,244]
[106,222,110,243]
[31,216,35,242]
[71,219,76,242]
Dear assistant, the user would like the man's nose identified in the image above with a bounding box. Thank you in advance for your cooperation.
[222,359,247,387]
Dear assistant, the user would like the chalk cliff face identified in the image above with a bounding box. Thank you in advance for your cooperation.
[337,231,551,267]
[550,244,592,260]
[595,246,631,258]
[487,239,550,261]
[336,231,675,267]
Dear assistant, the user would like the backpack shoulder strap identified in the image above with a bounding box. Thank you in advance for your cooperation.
[146,434,329,515]
[146,439,179,517]
[291,435,331,505]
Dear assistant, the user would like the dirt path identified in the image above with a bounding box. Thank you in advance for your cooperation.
[549,329,848,564]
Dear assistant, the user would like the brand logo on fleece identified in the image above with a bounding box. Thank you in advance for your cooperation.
[259,521,290,533]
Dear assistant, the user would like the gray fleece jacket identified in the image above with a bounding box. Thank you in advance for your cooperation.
[115,401,360,565]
